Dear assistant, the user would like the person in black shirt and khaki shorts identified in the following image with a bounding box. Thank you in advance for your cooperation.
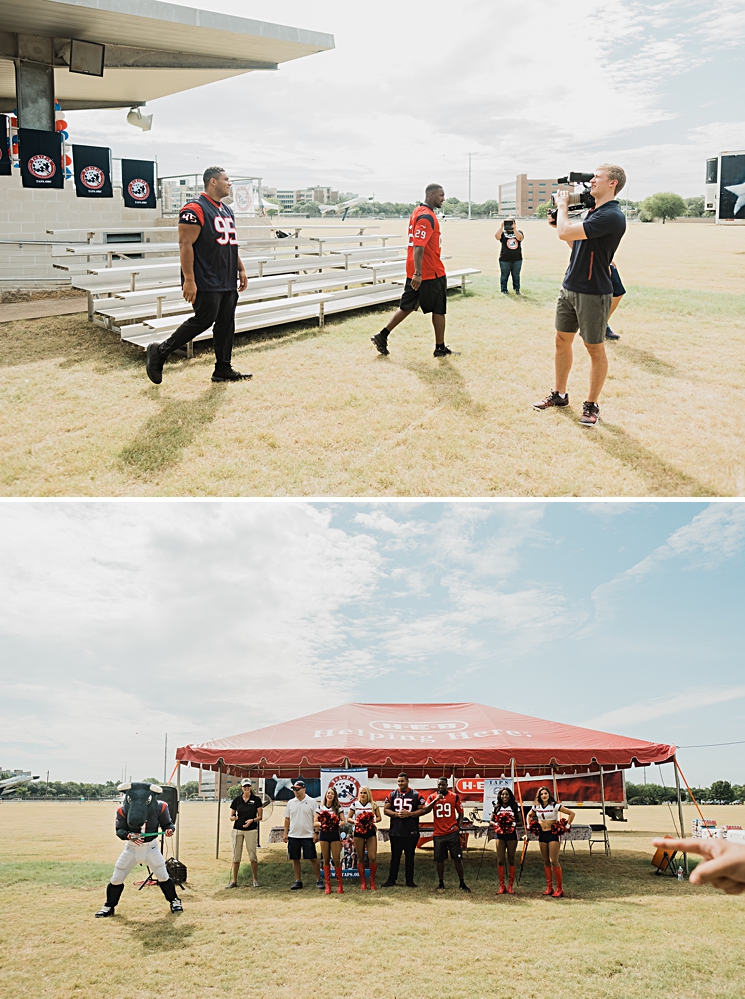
[533,164,627,426]
[227,778,263,888]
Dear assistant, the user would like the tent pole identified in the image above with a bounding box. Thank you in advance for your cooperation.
[198,764,202,798]
[215,763,222,860]
[674,754,688,874]
[599,765,608,856]
[175,763,181,861]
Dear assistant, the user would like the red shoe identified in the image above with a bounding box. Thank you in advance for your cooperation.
[357,863,367,890]
[335,866,344,894]
[552,868,564,897]
[324,865,331,895]
[496,865,506,895]
[369,862,377,891]
[507,866,515,894]
[542,866,554,896]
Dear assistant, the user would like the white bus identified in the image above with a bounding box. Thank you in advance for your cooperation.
[705,151,745,223]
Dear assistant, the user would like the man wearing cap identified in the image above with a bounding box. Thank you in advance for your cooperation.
[226,779,264,889]
[283,780,322,890]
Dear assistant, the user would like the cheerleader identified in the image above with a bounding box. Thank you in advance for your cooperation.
[346,786,381,890]
[315,787,345,894]
[491,786,521,895]
[525,786,575,898]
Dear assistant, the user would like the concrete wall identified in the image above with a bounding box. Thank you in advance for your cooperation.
[0,172,165,289]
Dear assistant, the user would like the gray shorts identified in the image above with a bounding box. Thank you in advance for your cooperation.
[555,287,612,344]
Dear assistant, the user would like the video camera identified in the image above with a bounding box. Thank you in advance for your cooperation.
[548,172,595,225]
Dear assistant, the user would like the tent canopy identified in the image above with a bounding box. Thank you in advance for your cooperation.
[176,702,676,779]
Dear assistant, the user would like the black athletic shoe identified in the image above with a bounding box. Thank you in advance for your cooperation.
[459,882,472,893]
[605,326,620,341]
[94,905,115,918]
[290,880,303,890]
[316,878,325,889]
[579,401,600,427]
[533,391,569,410]
[371,331,390,355]
[146,342,165,385]
[212,367,252,382]
[381,880,397,888]
[433,344,454,358]
[405,881,418,888]
[170,898,183,913]
[436,882,446,892]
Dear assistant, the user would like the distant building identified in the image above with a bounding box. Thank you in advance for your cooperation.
[264,186,341,208]
[499,173,561,216]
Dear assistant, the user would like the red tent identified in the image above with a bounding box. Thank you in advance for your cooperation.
[176,702,675,778]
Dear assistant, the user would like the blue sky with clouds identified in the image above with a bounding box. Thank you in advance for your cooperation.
[62,0,745,202]
[1,501,743,785]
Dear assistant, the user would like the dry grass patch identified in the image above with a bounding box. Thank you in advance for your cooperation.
[1,802,744,999]
[1,221,743,496]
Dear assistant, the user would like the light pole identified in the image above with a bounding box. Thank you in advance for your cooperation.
[468,152,473,219]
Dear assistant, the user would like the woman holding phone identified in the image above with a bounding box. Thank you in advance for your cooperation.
[526,786,575,897]
[347,786,381,890]
[315,786,345,894]
[495,218,524,295]
[491,786,521,894]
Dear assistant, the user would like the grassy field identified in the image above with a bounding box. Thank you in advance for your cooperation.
[1,220,743,497]
[2,801,744,998]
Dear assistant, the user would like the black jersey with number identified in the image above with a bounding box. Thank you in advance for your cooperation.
[386,788,425,837]
[178,193,238,293]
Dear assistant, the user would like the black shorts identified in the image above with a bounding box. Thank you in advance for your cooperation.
[496,833,518,842]
[354,829,377,841]
[538,830,560,844]
[287,837,317,860]
[610,264,626,297]
[318,830,341,843]
[400,275,447,315]
[433,832,462,863]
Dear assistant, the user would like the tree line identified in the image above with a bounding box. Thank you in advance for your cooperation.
[626,780,744,805]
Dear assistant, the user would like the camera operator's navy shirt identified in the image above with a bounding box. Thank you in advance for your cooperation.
[562,200,626,296]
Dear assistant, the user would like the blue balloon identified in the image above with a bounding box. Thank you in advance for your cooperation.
[60,130,69,140]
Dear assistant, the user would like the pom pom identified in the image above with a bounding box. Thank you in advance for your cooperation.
[494,812,516,835]
[529,820,542,837]
[318,807,341,832]
[551,817,569,837]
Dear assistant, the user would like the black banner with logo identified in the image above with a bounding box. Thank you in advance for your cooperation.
[72,144,113,198]
[0,116,11,177]
[18,128,64,189]
[718,153,745,221]
[121,158,156,209]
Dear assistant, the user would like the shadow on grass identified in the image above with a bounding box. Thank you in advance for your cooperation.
[0,313,142,374]
[615,343,678,377]
[404,357,486,414]
[118,913,196,951]
[557,407,718,496]
[119,384,226,474]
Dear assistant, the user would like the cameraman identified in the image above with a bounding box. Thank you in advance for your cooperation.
[494,219,524,295]
[533,164,627,427]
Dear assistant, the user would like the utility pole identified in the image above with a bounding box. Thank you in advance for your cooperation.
[468,152,473,219]
[163,733,168,784]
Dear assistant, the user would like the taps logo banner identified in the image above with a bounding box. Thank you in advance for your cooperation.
[483,777,514,820]
[122,158,156,209]
[320,768,368,810]
[72,145,112,199]
[232,183,259,215]
[19,128,63,189]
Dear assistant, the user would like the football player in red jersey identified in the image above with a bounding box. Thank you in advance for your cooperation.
[422,777,471,892]
[146,166,251,385]
[372,184,454,358]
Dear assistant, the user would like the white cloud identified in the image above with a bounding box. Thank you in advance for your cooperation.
[591,503,745,618]
[582,684,745,731]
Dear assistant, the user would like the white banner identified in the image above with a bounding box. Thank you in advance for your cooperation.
[483,777,514,823]
[319,768,368,813]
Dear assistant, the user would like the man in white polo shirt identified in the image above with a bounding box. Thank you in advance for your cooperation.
[283,779,322,890]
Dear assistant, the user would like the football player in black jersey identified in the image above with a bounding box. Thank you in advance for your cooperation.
[381,773,426,888]
[146,166,251,384]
